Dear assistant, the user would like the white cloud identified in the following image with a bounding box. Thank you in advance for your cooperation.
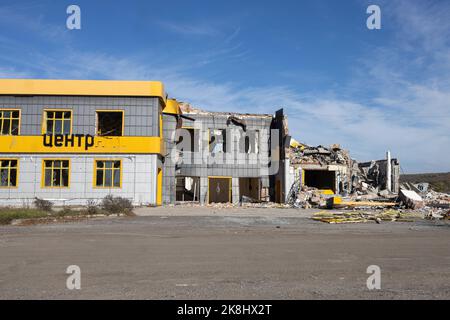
[156,20,219,37]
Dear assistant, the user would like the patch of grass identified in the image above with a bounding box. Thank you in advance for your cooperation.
[0,195,135,225]
[55,206,82,217]
[0,208,51,225]
[0,207,89,225]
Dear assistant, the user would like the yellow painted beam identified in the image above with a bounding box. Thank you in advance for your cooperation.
[0,135,163,154]
[0,79,166,100]
[163,98,181,115]
[157,168,163,205]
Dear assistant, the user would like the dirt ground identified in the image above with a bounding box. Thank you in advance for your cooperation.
[0,206,449,299]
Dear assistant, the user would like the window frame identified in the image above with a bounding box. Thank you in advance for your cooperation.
[0,158,19,188]
[41,159,71,189]
[0,108,21,136]
[95,110,125,137]
[42,109,73,135]
[93,159,122,189]
[208,128,227,153]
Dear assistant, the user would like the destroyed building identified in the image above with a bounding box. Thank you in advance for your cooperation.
[286,140,401,206]
[358,156,400,194]
[162,103,290,205]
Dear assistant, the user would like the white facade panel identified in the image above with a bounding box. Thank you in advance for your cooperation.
[0,154,158,206]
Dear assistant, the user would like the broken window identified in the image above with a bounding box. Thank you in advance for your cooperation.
[96,111,123,136]
[177,128,196,152]
[0,109,20,135]
[0,159,18,187]
[239,178,261,201]
[44,110,72,135]
[242,130,259,154]
[209,129,227,153]
[94,160,121,188]
[176,176,200,201]
[43,160,70,188]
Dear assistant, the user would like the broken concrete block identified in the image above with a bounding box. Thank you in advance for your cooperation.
[399,189,424,209]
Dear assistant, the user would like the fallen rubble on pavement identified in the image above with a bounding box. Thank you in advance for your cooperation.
[312,209,424,224]
[287,140,450,224]
[399,189,424,209]
[309,184,450,224]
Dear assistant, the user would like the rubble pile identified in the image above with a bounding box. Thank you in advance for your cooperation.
[287,141,450,224]
[312,209,423,224]
[420,189,450,220]
[424,190,450,208]
[398,182,450,219]
[352,162,384,195]
[289,144,352,166]
[288,142,397,201]
[291,186,330,209]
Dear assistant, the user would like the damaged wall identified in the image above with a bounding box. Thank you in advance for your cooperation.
[358,158,400,194]
[174,107,276,204]
[287,141,401,205]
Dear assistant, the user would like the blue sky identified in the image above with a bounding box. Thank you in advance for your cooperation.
[1,0,449,173]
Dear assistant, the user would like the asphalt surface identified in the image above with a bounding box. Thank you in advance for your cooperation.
[0,207,449,299]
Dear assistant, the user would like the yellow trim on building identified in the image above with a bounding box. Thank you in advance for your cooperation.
[157,167,162,205]
[163,99,181,115]
[0,158,19,188]
[0,79,166,101]
[0,136,163,154]
[41,159,71,188]
[159,114,163,137]
[93,159,122,189]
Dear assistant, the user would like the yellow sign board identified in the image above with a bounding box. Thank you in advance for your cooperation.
[0,135,164,154]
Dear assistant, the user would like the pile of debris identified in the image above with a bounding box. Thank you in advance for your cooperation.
[312,209,423,224]
[410,189,450,220]
[311,186,450,224]
[291,186,329,209]
[289,143,352,166]
[424,189,450,209]
[399,182,450,219]
[288,141,400,201]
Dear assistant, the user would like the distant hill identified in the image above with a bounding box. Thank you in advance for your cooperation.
[400,172,450,193]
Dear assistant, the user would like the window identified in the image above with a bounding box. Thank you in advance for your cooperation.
[242,130,259,154]
[209,129,227,153]
[96,111,123,136]
[0,109,20,135]
[44,110,72,135]
[0,159,18,187]
[43,160,70,188]
[94,160,121,188]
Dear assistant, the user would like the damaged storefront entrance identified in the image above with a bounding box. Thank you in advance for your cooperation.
[208,177,231,204]
[239,177,261,202]
[303,169,336,192]
[176,176,200,202]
